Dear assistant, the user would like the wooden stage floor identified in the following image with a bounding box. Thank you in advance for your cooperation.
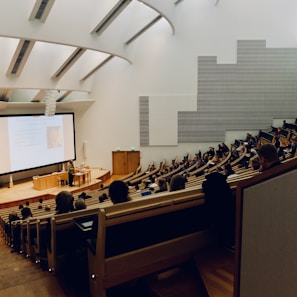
[0,168,110,209]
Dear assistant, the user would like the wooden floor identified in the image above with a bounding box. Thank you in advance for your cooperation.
[0,235,235,297]
[0,235,91,297]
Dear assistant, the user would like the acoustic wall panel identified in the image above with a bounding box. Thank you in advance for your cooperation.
[139,96,149,146]
[140,40,297,146]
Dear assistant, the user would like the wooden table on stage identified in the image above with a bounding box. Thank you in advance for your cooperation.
[33,172,68,191]
[74,170,91,187]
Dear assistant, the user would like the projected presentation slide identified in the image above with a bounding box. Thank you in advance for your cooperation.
[0,114,76,175]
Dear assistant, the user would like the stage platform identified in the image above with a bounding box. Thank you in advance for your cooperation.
[0,168,111,209]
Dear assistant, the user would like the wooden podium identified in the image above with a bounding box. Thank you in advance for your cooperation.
[112,151,140,175]
[33,172,68,191]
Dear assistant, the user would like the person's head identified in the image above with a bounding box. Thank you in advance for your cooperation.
[202,172,229,197]
[38,198,43,209]
[21,207,32,219]
[99,193,108,203]
[257,144,279,171]
[55,190,74,214]
[169,174,186,192]
[108,180,130,204]
[224,163,234,176]
[158,178,168,192]
[9,212,19,222]
[75,198,86,210]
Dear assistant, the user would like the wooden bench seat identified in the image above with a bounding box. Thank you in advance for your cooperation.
[127,161,165,186]
[86,188,214,297]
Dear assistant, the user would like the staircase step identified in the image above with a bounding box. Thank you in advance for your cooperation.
[194,246,234,297]
[146,261,209,297]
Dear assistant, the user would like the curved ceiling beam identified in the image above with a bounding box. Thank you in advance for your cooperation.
[0,1,131,63]
[0,33,132,66]
[0,0,176,101]
[138,0,175,35]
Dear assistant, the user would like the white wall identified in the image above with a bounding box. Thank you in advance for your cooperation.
[74,0,297,171]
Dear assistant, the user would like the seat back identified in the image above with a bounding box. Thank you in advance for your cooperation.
[88,188,212,297]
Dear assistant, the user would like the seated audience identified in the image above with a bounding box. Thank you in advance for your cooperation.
[169,174,186,192]
[134,184,141,192]
[21,207,32,220]
[224,163,237,179]
[236,141,245,155]
[240,145,257,168]
[38,198,43,209]
[207,146,215,158]
[99,193,108,203]
[55,190,74,214]
[23,201,33,217]
[257,143,280,172]
[75,198,87,210]
[217,143,229,159]
[245,133,257,147]
[287,136,297,158]
[155,178,168,193]
[274,135,285,160]
[109,180,131,204]
[202,172,235,249]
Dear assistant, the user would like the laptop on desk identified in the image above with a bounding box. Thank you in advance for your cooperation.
[74,215,96,232]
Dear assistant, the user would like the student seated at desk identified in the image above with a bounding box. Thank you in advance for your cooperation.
[55,190,74,214]
[21,207,32,220]
[75,198,86,210]
[169,174,186,192]
[108,180,131,204]
[257,143,281,172]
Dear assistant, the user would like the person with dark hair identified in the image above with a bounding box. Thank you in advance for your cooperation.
[75,198,86,210]
[55,190,74,214]
[99,193,108,203]
[108,180,131,204]
[134,183,141,192]
[257,143,280,172]
[240,144,257,169]
[169,174,186,192]
[155,178,168,193]
[38,198,43,209]
[21,207,32,220]
[23,201,33,217]
[202,172,235,250]
[224,163,237,179]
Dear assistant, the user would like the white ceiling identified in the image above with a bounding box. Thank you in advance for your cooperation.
[0,0,179,105]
